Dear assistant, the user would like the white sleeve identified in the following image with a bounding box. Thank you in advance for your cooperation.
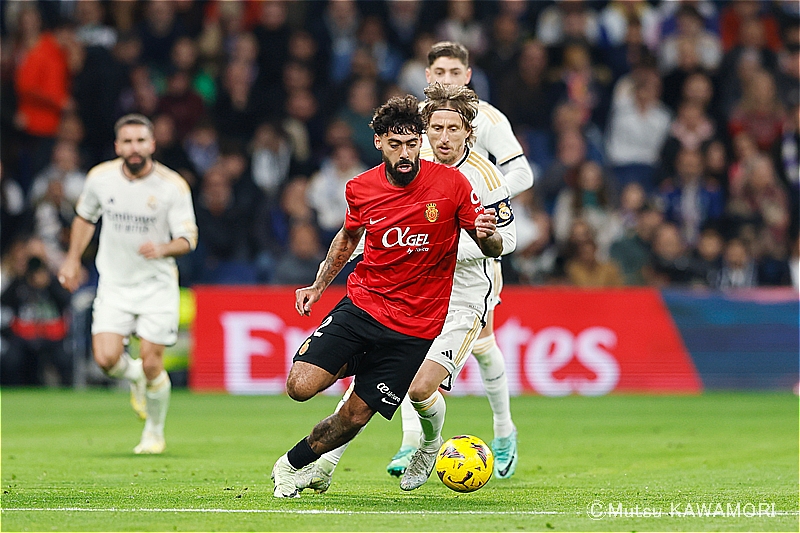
[74,174,102,223]
[168,184,198,250]
[499,155,534,197]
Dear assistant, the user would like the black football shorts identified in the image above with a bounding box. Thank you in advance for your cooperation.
[293,297,432,419]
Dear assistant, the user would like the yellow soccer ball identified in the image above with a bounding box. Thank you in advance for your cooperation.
[435,435,494,493]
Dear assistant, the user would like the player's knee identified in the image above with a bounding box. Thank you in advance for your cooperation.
[472,334,497,363]
[285,372,317,401]
[407,381,437,403]
[92,349,121,372]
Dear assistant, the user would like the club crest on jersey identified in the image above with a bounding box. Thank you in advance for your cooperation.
[147,196,158,210]
[425,203,439,223]
[298,338,312,356]
[498,201,511,221]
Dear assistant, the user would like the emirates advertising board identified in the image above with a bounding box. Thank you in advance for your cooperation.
[189,286,702,396]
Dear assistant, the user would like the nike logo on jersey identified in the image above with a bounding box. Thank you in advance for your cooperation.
[381,397,399,406]
[370,216,387,225]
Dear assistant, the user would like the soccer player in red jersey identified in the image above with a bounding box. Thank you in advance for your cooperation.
[271,95,504,498]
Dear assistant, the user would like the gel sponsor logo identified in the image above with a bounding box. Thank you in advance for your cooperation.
[382,227,430,248]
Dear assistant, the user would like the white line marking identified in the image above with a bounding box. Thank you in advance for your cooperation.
[2,508,798,516]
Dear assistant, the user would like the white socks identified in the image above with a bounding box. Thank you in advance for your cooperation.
[412,390,446,452]
[400,395,422,447]
[143,370,171,437]
[472,334,515,439]
[107,352,144,382]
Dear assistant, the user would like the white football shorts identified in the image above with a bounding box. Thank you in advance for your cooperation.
[425,306,484,391]
[487,258,503,311]
[92,278,179,346]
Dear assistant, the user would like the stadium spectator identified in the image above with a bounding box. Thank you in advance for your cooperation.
[713,237,758,288]
[495,39,554,156]
[252,0,292,93]
[772,101,799,239]
[270,220,325,286]
[728,68,785,152]
[661,34,708,112]
[535,0,600,51]
[565,235,624,287]
[194,165,255,284]
[152,114,197,187]
[539,128,592,213]
[306,142,367,245]
[136,0,187,75]
[659,146,724,247]
[436,0,488,59]
[213,59,272,147]
[718,0,782,53]
[659,101,716,182]
[597,0,659,50]
[643,222,693,286]
[605,66,671,193]
[155,67,207,143]
[397,32,437,100]
[355,15,404,83]
[74,0,117,50]
[0,164,32,256]
[688,227,724,286]
[249,121,292,207]
[1,255,73,387]
[553,161,621,260]
[610,205,665,285]
[167,36,216,106]
[550,41,612,130]
[335,77,382,166]
[726,155,790,248]
[12,7,77,191]
[183,120,220,179]
[507,190,558,285]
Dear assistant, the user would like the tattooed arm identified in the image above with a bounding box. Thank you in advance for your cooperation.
[295,225,365,316]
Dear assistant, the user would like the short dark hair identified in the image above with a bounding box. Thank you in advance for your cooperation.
[114,114,154,137]
[427,41,469,68]
[370,95,425,137]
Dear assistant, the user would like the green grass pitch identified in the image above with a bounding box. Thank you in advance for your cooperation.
[1,389,797,531]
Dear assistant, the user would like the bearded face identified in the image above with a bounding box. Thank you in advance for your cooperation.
[383,153,420,187]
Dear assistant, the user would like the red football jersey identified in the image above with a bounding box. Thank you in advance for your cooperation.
[344,158,483,339]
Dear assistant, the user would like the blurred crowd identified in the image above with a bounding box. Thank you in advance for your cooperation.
[2,0,799,304]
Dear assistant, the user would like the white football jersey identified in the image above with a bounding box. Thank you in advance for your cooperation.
[420,146,516,318]
[76,159,198,287]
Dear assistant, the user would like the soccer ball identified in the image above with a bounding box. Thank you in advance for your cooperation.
[435,435,494,493]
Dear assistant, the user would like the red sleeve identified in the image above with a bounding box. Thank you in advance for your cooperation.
[344,179,363,231]
[451,168,483,231]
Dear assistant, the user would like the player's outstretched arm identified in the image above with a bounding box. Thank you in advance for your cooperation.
[466,208,503,258]
[58,216,96,293]
[295,225,365,316]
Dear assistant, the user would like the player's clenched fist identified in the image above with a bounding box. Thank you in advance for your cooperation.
[474,208,497,239]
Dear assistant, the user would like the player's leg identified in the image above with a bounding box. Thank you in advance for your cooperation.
[385,396,422,476]
[400,360,449,490]
[275,390,375,498]
[401,310,482,491]
[92,285,147,419]
[472,260,518,478]
[296,382,359,493]
[132,338,169,454]
[273,297,377,497]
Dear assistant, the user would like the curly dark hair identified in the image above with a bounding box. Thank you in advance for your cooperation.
[369,95,425,137]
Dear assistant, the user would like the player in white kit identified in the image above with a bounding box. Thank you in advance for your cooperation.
[385,41,533,479]
[58,114,198,454]
[294,83,517,493]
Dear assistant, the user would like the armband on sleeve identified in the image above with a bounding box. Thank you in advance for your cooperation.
[485,197,514,227]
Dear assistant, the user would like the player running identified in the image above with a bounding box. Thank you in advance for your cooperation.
[295,83,517,493]
[58,114,197,454]
[271,94,504,498]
